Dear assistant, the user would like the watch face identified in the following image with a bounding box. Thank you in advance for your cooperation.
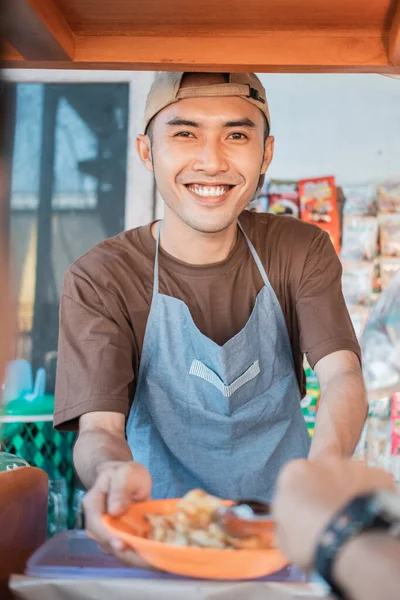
[373,490,400,524]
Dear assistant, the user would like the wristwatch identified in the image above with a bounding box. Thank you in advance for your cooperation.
[314,489,400,599]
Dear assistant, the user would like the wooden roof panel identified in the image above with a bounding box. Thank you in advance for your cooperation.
[54,0,393,33]
[389,0,400,63]
[2,0,400,72]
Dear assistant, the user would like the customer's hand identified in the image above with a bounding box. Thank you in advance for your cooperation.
[272,458,395,571]
[83,461,153,568]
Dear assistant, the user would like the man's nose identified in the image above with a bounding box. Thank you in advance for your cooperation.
[193,139,229,175]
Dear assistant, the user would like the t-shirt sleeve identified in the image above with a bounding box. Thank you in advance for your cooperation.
[296,228,361,369]
[54,268,135,431]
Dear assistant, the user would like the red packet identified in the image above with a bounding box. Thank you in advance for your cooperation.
[391,393,400,456]
[299,176,340,253]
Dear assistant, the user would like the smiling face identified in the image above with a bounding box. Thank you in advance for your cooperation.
[137,73,274,234]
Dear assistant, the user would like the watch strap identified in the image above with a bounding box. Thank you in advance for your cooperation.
[314,493,389,599]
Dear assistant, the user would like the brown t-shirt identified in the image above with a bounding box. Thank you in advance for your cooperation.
[54,211,361,431]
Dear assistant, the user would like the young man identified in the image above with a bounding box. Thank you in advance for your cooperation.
[54,72,367,560]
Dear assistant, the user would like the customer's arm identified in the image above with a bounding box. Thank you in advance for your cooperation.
[272,458,396,595]
[333,530,400,600]
[310,350,368,459]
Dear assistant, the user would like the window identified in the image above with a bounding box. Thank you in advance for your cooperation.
[7,82,129,392]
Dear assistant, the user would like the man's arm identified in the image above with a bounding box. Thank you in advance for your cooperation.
[74,412,133,489]
[75,412,152,566]
[310,350,368,459]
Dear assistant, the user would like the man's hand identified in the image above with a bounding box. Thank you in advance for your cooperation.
[272,458,395,571]
[83,460,153,567]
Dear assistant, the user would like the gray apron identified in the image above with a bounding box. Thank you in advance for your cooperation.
[126,219,310,502]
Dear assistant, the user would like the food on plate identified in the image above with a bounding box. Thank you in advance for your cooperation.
[145,489,274,550]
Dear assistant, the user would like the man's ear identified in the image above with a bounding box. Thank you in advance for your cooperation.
[261,136,274,176]
[136,134,154,172]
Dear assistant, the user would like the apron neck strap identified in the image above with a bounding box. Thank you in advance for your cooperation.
[153,221,162,297]
[237,220,269,287]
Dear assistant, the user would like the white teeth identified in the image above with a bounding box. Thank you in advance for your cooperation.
[187,184,231,197]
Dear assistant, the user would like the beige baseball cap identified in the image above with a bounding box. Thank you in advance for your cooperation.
[144,72,271,133]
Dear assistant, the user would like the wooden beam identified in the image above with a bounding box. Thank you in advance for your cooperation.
[2,0,74,61]
[2,30,400,74]
[1,40,23,61]
[72,31,389,71]
[389,0,400,65]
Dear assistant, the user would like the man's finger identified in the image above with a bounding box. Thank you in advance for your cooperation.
[83,471,121,546]
[107,463,151,516]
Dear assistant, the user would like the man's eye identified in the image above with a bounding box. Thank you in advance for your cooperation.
[174,131,195,138]
[229,132,248,140]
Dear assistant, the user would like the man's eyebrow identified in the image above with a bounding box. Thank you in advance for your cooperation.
[224,118,256,128]
[166,118,200,128]
[166,117,257,128]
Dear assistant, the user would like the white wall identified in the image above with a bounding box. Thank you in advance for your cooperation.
[258,74,400,185]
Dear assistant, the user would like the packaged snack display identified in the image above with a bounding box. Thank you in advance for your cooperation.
[341,215,379,261]
[342,184,377,216]
[298,176,340,252]
[379,214,400,257]
[267,180,300,218]
[341,260,374,305]
[391,393,400,457]
[380,257,400,290]
[347,304,370,340]
[301,359,320,438]
[366,397,392,470]
[366,415,392,471]
[391,394,400,483]
[247,194,268,213]
[369,396,392,420]
[353,423,367,460]
[377,182,400,213]
[361,271,400,399]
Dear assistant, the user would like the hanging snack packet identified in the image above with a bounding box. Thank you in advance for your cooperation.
[341,259,374,305]
[267,179,300,218]
[380,257,400,290]
[379,214,400,257]
[377,182,400,213]
[299,176,340,253]
[391,393,400,458]
[341,216,378,261]
[247,195,268,213]
[343,184,377,216]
